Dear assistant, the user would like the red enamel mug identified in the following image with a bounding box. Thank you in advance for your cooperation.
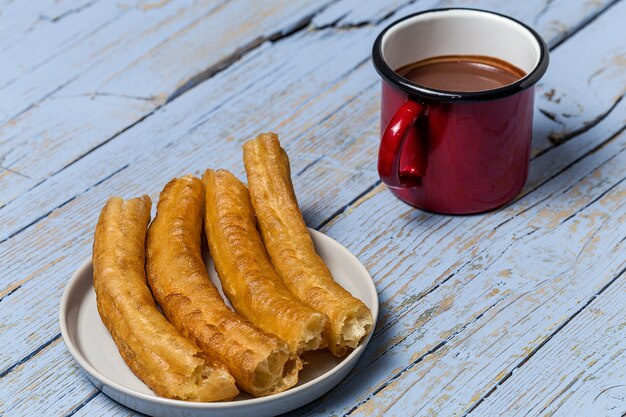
[372,9,549,214]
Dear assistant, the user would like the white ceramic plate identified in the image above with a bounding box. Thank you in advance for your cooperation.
[60,229,378,417]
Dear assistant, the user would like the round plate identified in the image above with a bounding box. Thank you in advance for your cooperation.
[60,229,378,417]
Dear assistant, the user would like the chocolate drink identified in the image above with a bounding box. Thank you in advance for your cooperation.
[396,55,526,92]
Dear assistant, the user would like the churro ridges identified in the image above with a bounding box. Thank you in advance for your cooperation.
[93,195,238,401]
[145,175,301,397]
[203,169,327,354]
[243,133,374,356]
[92,133,373,402]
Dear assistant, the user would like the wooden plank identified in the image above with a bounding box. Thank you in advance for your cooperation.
[0,0,623,414]
[291,117,626,417]
[72,393,144,417]
[314,0,616,49]
[13,99,622,417]
[4,0,613,201]
[0,1,104,57]
[472,274,626,416]
[0,0,330,205]
[531,0,626,155]
[0,0,133,102]
[0,337,97,416]
[2,0,617,314]
[0,0,621,379]
[0,0,619,243]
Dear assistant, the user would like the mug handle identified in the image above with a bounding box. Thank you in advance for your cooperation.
[378,99,425,188]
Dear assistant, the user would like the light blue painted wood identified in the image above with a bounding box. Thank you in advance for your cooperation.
[1,0,159,120]
[0,0,103,54]
[0,0,624,416]
[0,0,620,374]
[291,112,626,417]
[0,0,331,206]
[475,275,626,416]
[0,337,97,416]
[0,0,616,217]
[0,0,616,360]
[313,0,616,47]
[73,393,144,417]
[1,0,621,246]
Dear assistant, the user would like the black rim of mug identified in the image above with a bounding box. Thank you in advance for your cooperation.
[372,8,550,102]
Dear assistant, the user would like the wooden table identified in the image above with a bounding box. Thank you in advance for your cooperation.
[1,1,625,416]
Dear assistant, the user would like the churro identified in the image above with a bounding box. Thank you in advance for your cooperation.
[146,176,301,397]
[92,196,238,401]
[203,169,327,354]
[243,133,374,356]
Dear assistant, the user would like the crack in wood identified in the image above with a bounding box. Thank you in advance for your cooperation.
[313,20,373,31]
[340,299,503,417]
[0,285,22,303]
[40,0,101,24]
[550,92,625,144]
[0,164,129,244]
[549,0,622,50]
[169,27,372,137]
[296,156,324,177]
[534,0,557,26]
[587,67,607,85]
[0,333,62,378]
[51,92,157,102]
[0,196,77,245]
[0,166,32,180]
[495,123,626,230]
[3,75,79,123]
[0,12,122,92]
[166,0,414,104]
[63,389,101,417]
[463,265,626,416]
[313,0,420,30]
[0,144,33,179]
[0,109,158,215]
[165,2,335,103]
[317,180,382,230]
[559,174,626,226]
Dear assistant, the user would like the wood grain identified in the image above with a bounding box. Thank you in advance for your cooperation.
[532,0,626,154]
[0,0,620,379]
[290,116,626,417]
[0,0,620,242]
[0,337,96,416]
[313,0,616,49]
[72,393,143,417]
[473,273,626,416]
[3,0,617,338]
[0,0,624,416]
[0,0,330,206]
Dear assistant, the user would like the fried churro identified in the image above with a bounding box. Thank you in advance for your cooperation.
[203,169,327,354]
[146,176,301,397]
[243,133,374,356]
[92,196,238,401]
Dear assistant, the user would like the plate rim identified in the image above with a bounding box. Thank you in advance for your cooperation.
[59,228,379,410]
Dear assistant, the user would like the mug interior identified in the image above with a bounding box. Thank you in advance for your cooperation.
[381,9,541,78]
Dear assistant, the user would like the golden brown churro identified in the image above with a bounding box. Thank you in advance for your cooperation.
[203,169,327,354]
[146,176,301,397]
[243,133,374,356]
[92,196,238,401]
